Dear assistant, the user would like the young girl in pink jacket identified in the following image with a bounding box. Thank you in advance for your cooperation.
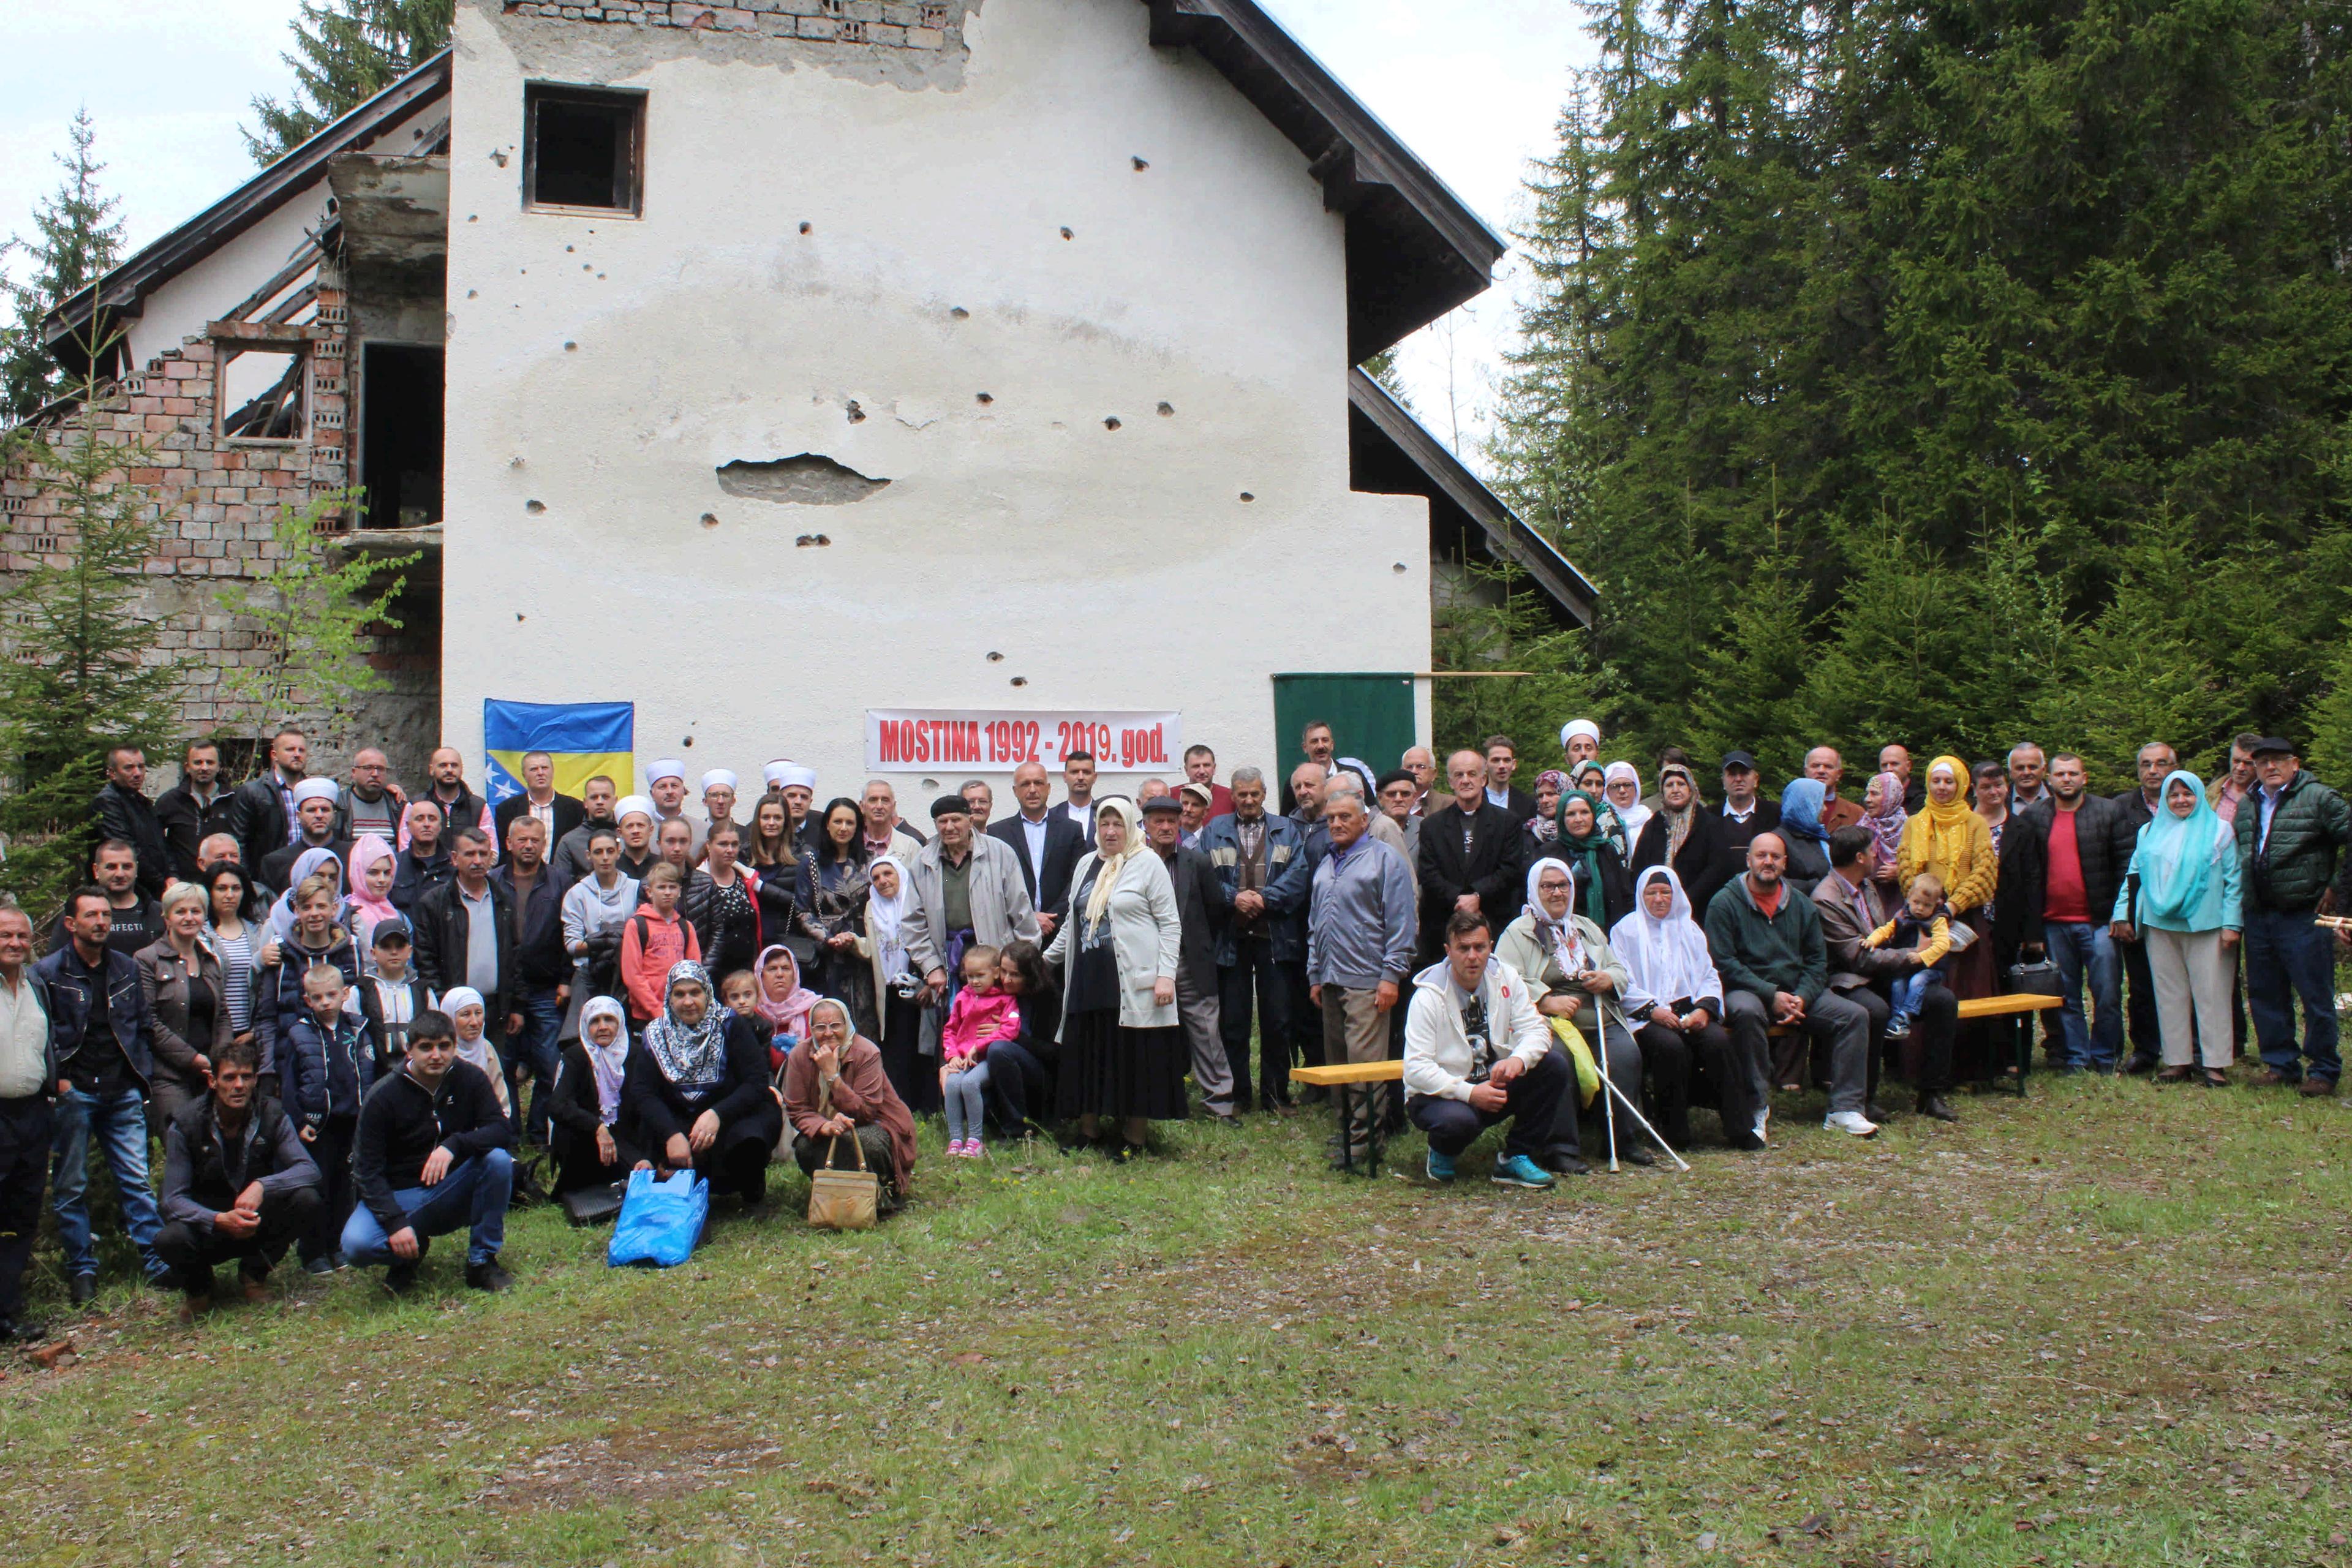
[939,944,1020,1157]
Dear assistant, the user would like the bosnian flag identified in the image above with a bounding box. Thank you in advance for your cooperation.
[483,699,635,804]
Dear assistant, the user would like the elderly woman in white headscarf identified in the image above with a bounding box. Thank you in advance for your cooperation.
[852,853,933,1113]
[1043,797,1185,1162]
[1609,865,1760,1151]
[1495,858,1651,1169]
[1603,763,1653,857]
[620,960,781,1205]
[547,995,643,1193]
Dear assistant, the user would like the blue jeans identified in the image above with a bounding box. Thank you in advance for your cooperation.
[1888,969,1934,1031]
[2244,907,2342,1084]
[338,1150,513,1269]
[2045,921,2123,1069]
[507,989,565,1144]
[50,1086,167,1281]
[941,1060,992,1143]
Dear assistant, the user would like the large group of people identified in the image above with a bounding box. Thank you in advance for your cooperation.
[0,714,2345,1341]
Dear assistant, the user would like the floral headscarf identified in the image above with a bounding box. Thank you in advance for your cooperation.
[1526,769,1570,843]
[643,959,728,1088]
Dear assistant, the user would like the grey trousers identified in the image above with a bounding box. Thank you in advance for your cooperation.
[1176,967,1236,1117]
[1725,987,1871,1114]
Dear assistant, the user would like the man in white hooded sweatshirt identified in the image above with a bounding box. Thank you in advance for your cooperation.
[1401,908,1567,1188]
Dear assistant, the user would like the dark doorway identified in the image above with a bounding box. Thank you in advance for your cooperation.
[360,342,443,531]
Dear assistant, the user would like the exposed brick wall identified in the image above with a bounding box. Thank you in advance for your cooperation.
[0,273,440,782]
[499,0,967,51]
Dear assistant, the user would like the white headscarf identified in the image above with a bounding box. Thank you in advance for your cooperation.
[1608,866,1724,1015]
[1082,798,1144,940]
[270,846,347,943]
[1523,858,1591,978]
[1603,761,1652,848]
[866,853,912,979]
[578,995,628,1125]
[440,986,508,1112]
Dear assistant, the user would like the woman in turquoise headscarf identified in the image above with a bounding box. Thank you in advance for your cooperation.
[2112,769,2241,1085]
[1536,790,1634,929]
[1776,777,1833,886]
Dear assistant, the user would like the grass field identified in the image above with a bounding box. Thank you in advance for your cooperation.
[2,1068,2348,1568]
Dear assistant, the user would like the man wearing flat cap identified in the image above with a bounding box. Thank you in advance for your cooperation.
[2236,736,2352,1096]
[902,794,1040,1009]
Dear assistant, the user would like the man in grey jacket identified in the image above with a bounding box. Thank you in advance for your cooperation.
[904,796,1041,1005]
[1308,793,1417,1166]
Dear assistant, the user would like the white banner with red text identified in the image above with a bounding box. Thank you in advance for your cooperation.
[864,709,1183,774]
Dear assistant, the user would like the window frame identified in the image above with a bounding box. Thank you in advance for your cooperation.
[521,81,647,219]
[212,337,313,448]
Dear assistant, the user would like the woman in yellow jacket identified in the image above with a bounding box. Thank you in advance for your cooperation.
[1896,754,1999,1009]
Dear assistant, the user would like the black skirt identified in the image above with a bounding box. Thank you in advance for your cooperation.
[1054,1007,1190,1121]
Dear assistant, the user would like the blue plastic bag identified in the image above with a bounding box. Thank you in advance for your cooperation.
[606,1169,709,1268]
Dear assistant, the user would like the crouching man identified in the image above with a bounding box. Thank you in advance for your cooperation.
[154,1039,322,1321]
[340,1010,516,1295]
[1401,910,1568,1189]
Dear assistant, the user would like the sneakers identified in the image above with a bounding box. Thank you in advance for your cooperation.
[1885,1020,1912,1041]
[1754,1108,1771,1146]
[1490,1153,1557,1189]
[949,1139,987,1158]
[302,1255,337,1277]
[1823,1110,1880,1138]
[1425,1148,1458,1184]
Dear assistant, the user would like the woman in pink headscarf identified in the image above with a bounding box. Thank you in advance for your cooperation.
[344,834,402,956]
[750,943,823,1069]
[1860,772,1909,889]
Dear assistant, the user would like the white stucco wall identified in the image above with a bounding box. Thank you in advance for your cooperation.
[123,102,450,369]
[440,0,1433,805]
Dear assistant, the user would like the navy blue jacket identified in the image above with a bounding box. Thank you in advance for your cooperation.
[281,1008,379,1129]
[31,943,153,1089]
[1200,811,1312,964]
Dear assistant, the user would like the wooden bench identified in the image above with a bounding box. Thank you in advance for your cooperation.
[1771,992,2062,1095]
[1290,1060,1404,1177]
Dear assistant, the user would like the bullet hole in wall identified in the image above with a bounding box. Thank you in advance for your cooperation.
[976,391,993,404]
[987,651,1004,662]
[700,513,719,527]
[846,400,866,423]
[950,307,969,320]
[1239,492,1255,503]
[564,341,578,352]
[491,149,508,167]
[1011,676,1028,687]
[794,533,834,548]
[466,289,477,299]
[799,222,812,235]
[1393,562,1409,573]
[1060,226,1074,240]
[526,499,546,514]
[1157,402,1174,417]
[1103,417,1121,431]
[565,244,575,252]
[1133,156,1150,170]
[515,612,526,621]
[683,737,694,747]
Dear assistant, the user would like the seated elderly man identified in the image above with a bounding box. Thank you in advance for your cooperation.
[1703,832,1877,1140]
[782,998,919,1215]
[1401,910,1569,1189]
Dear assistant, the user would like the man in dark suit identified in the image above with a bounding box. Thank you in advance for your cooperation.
[491,750,586,856]
[1706,750,1782,900]
[1483,734,1537,824]
[91,745,174,902]
[1142,793,1235,1119]
[990,760,1085,942]
[1814,825,1958,1122]
[1415,748,1525,962]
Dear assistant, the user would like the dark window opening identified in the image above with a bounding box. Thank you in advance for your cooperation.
[360,343,444,531]
[526,85,644,214]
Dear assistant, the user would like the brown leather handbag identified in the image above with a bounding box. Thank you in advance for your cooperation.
[805,1087,879,1231]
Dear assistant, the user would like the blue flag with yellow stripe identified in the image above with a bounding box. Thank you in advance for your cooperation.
[483,700,635,806]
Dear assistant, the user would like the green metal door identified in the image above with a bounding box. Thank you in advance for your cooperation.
[1271,672,1418,781]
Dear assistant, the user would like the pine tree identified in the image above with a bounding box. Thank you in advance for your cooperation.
[245,0,454,166]
[1,109,124,424]
[215,489,421,755]
[1431,558,1597,760]
[0,369,182,922]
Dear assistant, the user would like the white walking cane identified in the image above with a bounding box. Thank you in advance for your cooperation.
[1596,1042,1691,1172]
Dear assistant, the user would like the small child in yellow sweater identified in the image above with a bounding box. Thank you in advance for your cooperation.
[1864,872,1953,1039]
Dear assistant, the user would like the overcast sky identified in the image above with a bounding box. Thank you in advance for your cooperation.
[1,0,1593,467]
